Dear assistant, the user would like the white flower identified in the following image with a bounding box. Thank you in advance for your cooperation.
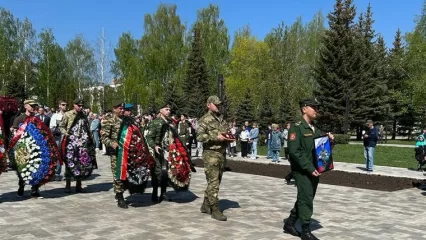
[21,172,26,178]
[29,160,34,164]
[28,176,32,180]
[25,172,31,176]
[34,164,39,168]
[0,147,5,153]
[21,168,27,172]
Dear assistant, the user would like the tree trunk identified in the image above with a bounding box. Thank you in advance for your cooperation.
[392,119,397,140]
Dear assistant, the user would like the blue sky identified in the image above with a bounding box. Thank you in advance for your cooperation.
[2,0,423,49]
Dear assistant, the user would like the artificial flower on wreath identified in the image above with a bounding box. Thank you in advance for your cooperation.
[167,135,191,191]
[8,116,60,186]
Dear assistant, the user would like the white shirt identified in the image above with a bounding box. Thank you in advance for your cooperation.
[50,111,64,129]
[239,130,249,141]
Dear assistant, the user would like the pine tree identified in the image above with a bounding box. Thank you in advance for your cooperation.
[258,96,274,132]
[313,0,357,133]
[163,81,183,116]
[388,29,409,139]
[181,24,210,118]
[234,88,255,125]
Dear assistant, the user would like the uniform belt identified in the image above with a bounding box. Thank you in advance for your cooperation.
[203,148,225,154]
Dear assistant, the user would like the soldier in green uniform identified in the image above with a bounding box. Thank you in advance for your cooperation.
[60,99,96,193]
[100,100,127,208]
[197,95,233,221]
[283,98,334,240]
[145,104,173,203]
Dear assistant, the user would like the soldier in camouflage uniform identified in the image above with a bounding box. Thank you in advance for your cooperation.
[100,100,128,208]
[197,95,233,221]
[145,104,173,203]
[60,99,96,193]
[178,113,196,172]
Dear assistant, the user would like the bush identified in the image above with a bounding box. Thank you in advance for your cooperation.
[333,134,350,145]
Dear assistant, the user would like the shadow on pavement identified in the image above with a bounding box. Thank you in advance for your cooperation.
[220,199,240,211]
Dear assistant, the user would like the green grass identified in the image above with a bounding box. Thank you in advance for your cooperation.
[349,139,416,145]
[247,144,416,169]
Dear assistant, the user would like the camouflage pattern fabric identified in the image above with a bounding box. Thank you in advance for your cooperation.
[178,120,191,146]
[197,110,228,205]
[100,114,124,193]
[145,117,171,184]
[203,150,225,204]
[110,154,125,193]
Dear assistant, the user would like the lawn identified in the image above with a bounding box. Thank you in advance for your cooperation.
[349,139,416,146]
[250,144,416,169]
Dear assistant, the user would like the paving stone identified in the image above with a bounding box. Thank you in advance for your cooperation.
[0,153,425,239]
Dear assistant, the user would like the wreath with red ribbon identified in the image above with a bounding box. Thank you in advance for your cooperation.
[167,128,191,191]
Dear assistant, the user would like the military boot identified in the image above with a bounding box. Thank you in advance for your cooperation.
[301,224,319,240]
[283,214,300,237]
[200,197,211,214]
[151,187,158,202]
[75,180,84,193]
[65,180,71,193]
[116,192,128,209]
[211,203,227,221]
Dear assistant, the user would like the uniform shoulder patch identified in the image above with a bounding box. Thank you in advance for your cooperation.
[289,133,296,141]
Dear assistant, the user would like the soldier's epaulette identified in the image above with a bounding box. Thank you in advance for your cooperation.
[294,121,301,126]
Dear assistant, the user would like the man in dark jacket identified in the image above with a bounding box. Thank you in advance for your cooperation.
[363,119,378,172]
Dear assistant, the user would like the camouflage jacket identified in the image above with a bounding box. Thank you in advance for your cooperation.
[145,117,172,152]
[100,113,123,149]
[178,120,191,145]
[59,110,87,135]
[196,110,228,152]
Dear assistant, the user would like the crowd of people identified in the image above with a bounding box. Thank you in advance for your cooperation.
[0,95,339,240]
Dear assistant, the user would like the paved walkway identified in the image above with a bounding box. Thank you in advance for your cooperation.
[1,153,426,240]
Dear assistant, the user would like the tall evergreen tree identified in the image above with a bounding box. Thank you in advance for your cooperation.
[313,0,357,133]
[181,24,210,118]
[234,88,255,125]
[388,29,408,139]
[163,81,183,116]
[258,95,274,131]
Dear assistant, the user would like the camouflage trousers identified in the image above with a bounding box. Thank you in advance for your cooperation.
[151,152,167,190]
[110,155,125,193]
[203,150,225,205]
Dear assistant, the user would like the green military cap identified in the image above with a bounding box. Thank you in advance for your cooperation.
[24,99,37,106]
[73,98,84,105]
[113,100,125,108]
[124,103,133,110]
[159,103,171,111]
[299,97,321,108]
[207,95,222,105]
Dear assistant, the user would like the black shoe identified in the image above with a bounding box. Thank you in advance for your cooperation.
[116,193,128,209]
[31,190,41,198]
[17,186,24,197]
[75,181,84,193]
[283,224,300,237]
[301,231,319,240]
[285,178,292,185]
[159,193,169,202]
[224,166,232,172]
[190,165,197,173]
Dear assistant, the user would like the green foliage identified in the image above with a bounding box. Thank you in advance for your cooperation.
[333,134,351,144]
[234,88,255,125]
[258,95,273,131]
[193,4,230,94]
[181,25,210,118]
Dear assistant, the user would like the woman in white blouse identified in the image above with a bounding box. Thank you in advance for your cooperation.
[239,125,250,158]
